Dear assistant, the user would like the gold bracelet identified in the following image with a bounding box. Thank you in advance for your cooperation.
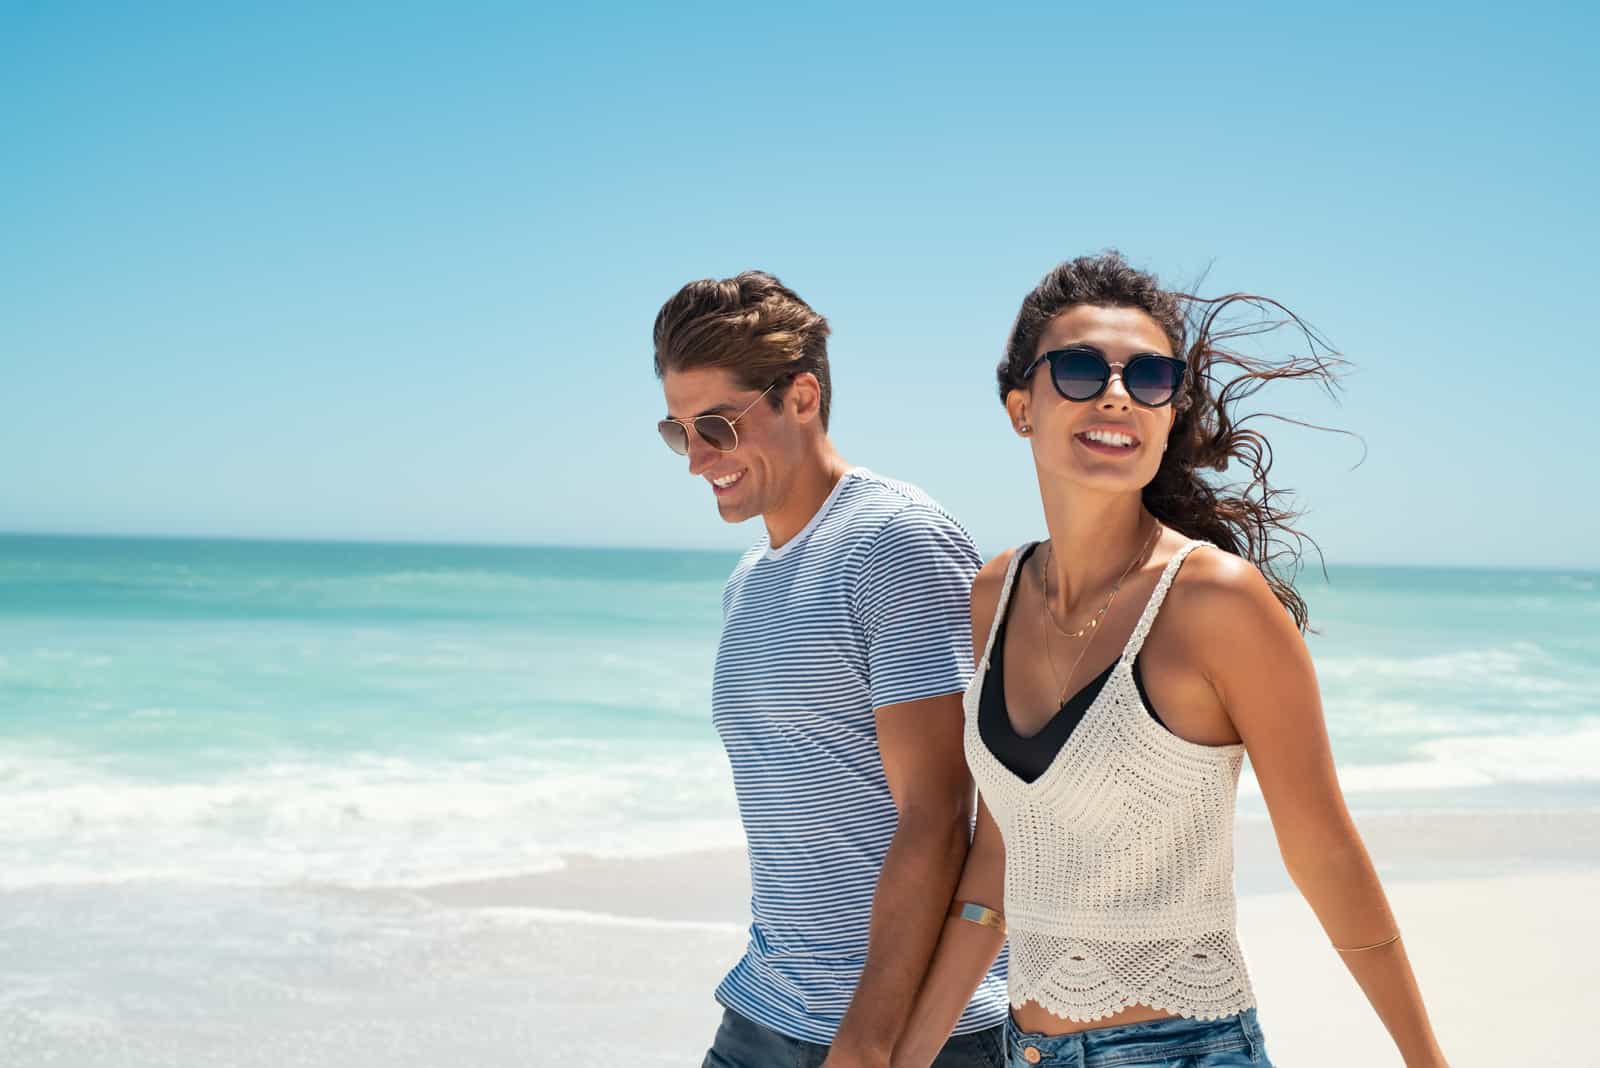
[949,901,1005,932]
[1334,933,1401,953]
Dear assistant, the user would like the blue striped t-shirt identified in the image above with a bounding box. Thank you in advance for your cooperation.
[711,468,1010,1043]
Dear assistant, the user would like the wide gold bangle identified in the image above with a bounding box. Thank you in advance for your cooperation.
[1334,933,1401,953]
[949,901,1005,932]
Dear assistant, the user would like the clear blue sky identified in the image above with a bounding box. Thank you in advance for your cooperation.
[3,2,1595,567]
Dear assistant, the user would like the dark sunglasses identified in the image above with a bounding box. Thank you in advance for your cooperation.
[1024,347,1188,408]
[657,379,782,456]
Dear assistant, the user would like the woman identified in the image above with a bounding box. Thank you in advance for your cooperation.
[893,253,1448,1067]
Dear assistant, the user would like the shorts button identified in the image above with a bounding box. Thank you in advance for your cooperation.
[1022,1047,1042,1064]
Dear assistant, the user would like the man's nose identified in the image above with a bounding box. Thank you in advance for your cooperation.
[686,431,719,476]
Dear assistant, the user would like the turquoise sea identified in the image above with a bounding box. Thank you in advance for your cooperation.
[2,532,1598,893]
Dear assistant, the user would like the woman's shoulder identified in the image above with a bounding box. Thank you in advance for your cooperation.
[974,544,1021,583]
[1164,541,1297,642]
[971,544,1032,621]
[1164,543,1273,617]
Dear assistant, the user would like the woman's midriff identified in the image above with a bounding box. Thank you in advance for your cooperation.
[1011,1000,1181,1035]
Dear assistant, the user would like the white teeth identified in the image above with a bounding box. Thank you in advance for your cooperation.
[712,472,743,488]
[1084,429,1136,447]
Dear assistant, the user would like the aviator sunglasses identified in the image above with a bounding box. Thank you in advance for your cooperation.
[657,377,784,455]
[1024,346,1188,408]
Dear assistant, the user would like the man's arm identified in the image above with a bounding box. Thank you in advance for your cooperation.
[824,504,984,1067]
[823,690,975,1068]
[891,797,1006,1068]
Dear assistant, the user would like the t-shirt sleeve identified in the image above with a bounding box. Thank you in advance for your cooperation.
[854,504,983,711]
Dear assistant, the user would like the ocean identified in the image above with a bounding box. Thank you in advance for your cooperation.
[2,533,1597,891]
[1,533,1596,1064]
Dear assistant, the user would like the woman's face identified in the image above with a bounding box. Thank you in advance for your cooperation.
[1009,304,1179,495]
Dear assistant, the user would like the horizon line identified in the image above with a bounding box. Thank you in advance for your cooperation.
[1,529,1595,575]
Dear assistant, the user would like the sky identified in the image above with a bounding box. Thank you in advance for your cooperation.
[2,2,1596,568]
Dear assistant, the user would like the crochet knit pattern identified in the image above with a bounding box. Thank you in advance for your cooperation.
[964,540,1257,1022]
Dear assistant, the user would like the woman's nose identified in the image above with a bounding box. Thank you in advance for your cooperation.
[1099,367,1132,409]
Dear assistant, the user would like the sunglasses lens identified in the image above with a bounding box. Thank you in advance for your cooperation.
[657,420,689,455]
[693,416,739,452]
[1125,357,1183,406]
[1051,350,1109,401]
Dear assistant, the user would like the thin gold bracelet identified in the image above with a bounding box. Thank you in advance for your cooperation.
[1334,933,1401,953]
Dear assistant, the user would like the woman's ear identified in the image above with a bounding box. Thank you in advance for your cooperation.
[1004,388,1032,436]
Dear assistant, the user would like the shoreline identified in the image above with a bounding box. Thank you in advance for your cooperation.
[411,808,1600,923]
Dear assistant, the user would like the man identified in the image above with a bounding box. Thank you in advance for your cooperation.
[653,271,1008,1068]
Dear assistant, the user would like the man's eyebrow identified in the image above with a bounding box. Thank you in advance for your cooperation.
[663,402,739,420]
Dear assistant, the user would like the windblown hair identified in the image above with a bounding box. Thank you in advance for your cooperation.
[999,251,1347,630]
[653,271,833,427]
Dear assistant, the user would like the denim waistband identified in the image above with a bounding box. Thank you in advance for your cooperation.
[1006,1008,1264,1067]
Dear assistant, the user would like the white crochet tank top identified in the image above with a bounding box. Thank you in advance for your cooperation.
[964,540,1257,1022]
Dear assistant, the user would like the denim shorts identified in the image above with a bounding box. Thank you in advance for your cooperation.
[1005,1009,1272,1068]
[702,1007,1006,1068]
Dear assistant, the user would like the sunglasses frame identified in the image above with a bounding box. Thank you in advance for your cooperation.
[658,377,784,456]
[1024,347,1189,408]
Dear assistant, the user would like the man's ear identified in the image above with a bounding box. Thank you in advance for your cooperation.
[788,372,823,425]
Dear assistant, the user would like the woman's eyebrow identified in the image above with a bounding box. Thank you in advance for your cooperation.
[1048,340,1173,358]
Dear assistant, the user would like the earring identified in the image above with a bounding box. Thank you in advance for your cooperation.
[1019,423,1032,434]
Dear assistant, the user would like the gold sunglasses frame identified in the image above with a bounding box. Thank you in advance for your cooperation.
[658,378,782,455]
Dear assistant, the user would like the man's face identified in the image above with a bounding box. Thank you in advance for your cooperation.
[661,367,793,525]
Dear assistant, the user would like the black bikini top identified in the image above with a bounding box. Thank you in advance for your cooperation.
[978,543,1170,783]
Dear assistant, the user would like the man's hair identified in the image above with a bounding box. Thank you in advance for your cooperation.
[653,271,833,428]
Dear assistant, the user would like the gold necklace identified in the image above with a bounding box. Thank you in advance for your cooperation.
[1040,521,1161,704]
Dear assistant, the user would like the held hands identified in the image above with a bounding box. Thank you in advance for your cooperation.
[819,1042,892,1068]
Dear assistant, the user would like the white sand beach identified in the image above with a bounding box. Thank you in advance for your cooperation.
[6,810,1596,1066]
[464,809,1600,1066]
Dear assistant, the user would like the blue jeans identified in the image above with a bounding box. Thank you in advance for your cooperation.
[703,1008,1006,1068]
[1005,1010,1272,1068]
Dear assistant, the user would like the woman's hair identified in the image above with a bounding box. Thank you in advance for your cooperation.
[998,250,1346,630]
